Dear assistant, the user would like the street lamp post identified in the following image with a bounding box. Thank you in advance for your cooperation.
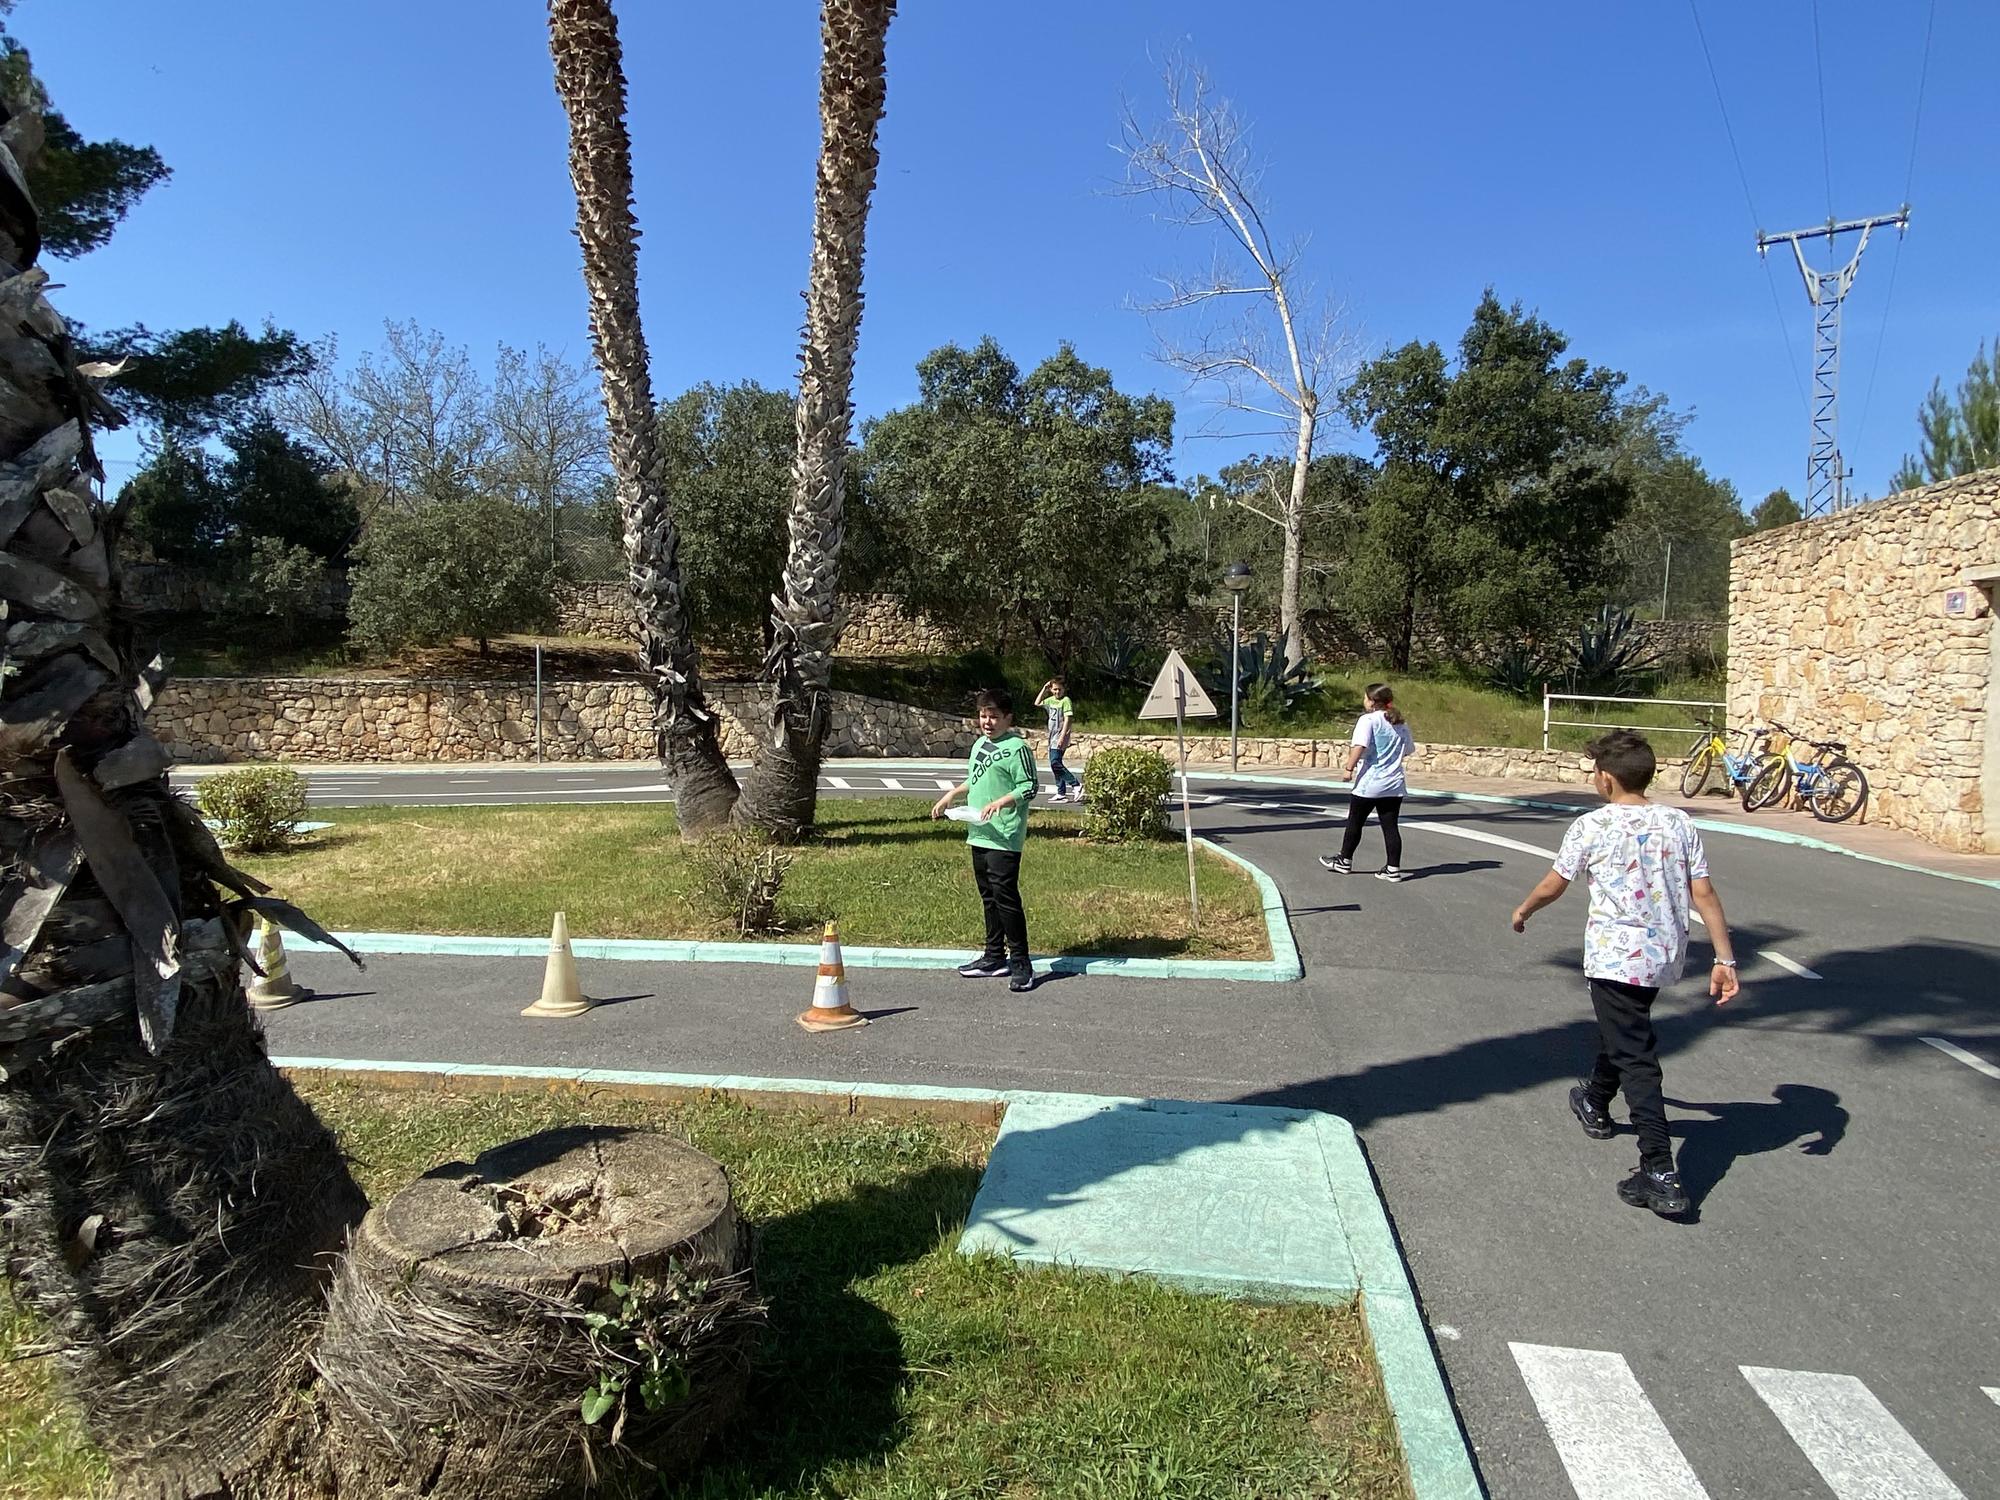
[1222,561,1252,772]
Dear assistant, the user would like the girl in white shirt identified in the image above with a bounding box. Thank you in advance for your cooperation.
[1320,683,1415,881]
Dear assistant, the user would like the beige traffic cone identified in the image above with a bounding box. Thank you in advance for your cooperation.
[797,920,866,1031]
[521,912,593,1018]
[245,913,305,1011]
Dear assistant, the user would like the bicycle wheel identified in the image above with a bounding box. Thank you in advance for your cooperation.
[1808,760,1868,823]
[1679,744,1717,798]
[1741,756,1791,812]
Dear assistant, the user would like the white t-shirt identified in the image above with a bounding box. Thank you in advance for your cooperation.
[1553,803,1710,987]
[1349,710,1414,798]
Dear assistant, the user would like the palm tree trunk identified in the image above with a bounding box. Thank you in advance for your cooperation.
[733,0,897,839]
[0,94,367,1497]
[548,0,739,834]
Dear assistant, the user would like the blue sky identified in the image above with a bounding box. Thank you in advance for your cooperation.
[19,1,1993,505]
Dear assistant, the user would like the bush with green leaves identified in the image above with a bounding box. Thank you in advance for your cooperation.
[1566,604,1657,696]
[1082,746,1173,842]
[1207,628,1322,724]
[683,828,797,935]
[196,765,310,852]
[346,491,555,657]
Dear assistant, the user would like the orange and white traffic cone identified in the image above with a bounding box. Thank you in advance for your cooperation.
[797,920,866,1031]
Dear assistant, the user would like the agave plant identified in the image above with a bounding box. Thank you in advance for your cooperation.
[1211,628,1322,718]
[1082,623,1154,688]
[1565,604,1658,696]
[1486,640,1559,700]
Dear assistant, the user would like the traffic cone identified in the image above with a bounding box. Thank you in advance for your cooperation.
[797,920,866,1031]
[521,912,593,1018]
[245,913,305,1011]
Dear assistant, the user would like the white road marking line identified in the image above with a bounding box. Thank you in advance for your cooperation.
[1741,1365,1968,1499]
[1920,1037,2000,1081]
[825,776,852,789]
[1761,951,1823,980]
[1983,1386,2000,1407]
[933,778,955,789]
[1403,820,1559,860]
[1509,1342,1710,1499]
[1401,818,1714,926]
[878,777,905,789]
[446,778,491,785]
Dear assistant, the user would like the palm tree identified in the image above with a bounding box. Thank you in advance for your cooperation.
[547,0,740,834]
[0,86,368,1493]
[732,0,897,838]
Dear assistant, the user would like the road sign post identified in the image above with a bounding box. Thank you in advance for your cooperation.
[1137,649,1217,932]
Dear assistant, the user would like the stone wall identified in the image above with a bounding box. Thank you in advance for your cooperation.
[1727,469,1998,852]
[553,585,965,658]
[154,678,973,764]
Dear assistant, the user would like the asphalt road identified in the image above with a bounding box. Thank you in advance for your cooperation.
[204,762,2000,1500]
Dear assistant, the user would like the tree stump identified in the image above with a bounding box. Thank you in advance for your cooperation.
[313,1126,759,1499]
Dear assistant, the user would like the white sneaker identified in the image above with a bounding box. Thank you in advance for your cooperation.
[1375,866,1407,883]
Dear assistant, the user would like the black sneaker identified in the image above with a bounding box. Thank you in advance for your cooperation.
[957,957,1011,979]
[1318,854,1352,874]
[1617,1166,1691,1217]
[1568,1085,1615,1140]
[1008,968,1037,993]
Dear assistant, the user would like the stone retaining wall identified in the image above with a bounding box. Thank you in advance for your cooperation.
[153,677,973,764]
[1727,469,1998,852]
[552,584,965,657]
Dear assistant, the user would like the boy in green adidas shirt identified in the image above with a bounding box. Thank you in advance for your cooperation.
[930,688,1040,992]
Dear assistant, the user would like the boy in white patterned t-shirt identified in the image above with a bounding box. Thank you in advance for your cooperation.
[1510,729,1742,1217]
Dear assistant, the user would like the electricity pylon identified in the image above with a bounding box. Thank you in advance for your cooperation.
[1757,207,1910,516]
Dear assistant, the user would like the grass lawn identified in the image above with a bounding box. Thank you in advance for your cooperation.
[2,1082,1409,1499]
[236,799,1271,961]
[834,653,1725,754]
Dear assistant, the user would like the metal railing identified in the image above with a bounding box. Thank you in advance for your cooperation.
[1541,691,1727,753]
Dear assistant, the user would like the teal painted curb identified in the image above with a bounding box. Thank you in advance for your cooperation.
[270,1057,1478,1500]
[1184,769,2000,892]
[286,835,1302,984]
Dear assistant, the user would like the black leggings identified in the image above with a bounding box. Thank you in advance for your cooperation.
[1339,795,1403,866]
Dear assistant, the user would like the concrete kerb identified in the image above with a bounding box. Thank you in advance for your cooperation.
[284,836,1303,983]
[271,1057,1479,1500]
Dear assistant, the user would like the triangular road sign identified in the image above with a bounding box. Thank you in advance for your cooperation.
[1137,647,1218,720]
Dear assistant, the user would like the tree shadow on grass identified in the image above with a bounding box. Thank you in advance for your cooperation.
[662,1161,984,1497]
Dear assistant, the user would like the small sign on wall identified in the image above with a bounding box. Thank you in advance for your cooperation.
[1943,587,1987,619]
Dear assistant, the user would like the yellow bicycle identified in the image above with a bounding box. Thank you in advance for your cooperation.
[1678,715,1782,800]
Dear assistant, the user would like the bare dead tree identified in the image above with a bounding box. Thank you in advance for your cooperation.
[1116,55,1360,667]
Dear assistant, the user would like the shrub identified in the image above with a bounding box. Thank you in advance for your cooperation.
[1082,746,1173,842]
[1566,604,1658,696]
[197,765,310,852]
[683,828,796,935]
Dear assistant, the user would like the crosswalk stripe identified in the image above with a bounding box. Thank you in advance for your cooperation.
[825,776,851,789]
[1509,1342,1710,1499]
[1741,1366,1967,1499]
[1921,1037,2000,1081]
[878,777,905,789]
[1984,1386,1999,1407]
[933,778,955,789]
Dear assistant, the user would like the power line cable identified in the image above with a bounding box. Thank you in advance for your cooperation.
[1686,0,1809,412]
[1854,0,1938,457]
[1810,0,1836,222]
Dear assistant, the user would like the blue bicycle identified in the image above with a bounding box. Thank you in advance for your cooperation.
[1679,716,1783,801]
[1740,720,1870,822]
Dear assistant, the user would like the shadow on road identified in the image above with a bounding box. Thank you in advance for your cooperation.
[1666,1084,1850,1213]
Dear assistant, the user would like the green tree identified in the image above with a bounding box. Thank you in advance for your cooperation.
[1609,455,1743,619]
[225,535,331,648]
[863,338,1189,668]
[123,434,226,564]
[346,492,554,656]
[1187,453,1374,632]
[1892,335,2000,492]
[1341,291,1634,669]
[656,380,795,641]
[1750,487,1803,530]
[123,416,357,569]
